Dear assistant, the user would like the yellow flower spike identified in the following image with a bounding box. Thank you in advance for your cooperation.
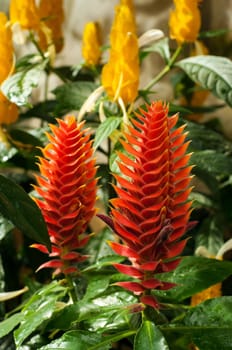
[169,0,202,45]
[38,0,64,54]
[120,0,135,13]
[0,13,18,125]
[0,13,14,82]
[82,22,102,66]
[102,4,139,105]
[9,0,39,31]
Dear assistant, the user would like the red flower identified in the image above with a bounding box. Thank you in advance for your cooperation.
[32,116,97,275]
[108,101,193,308]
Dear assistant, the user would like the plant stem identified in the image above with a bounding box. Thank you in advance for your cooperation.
[66,274,78,303]
[144,45,183,91]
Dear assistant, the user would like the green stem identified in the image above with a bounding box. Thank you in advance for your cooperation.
[144,45,183,91]
[66,274,78,303]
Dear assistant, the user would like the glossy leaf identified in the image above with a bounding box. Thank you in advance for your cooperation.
[14,282,67,347]
[40,330,110,350]
[176,55,232,106]
[134,321,169,350]
[2,62,47,107]
[0,174,50,249]
[0,313,23,339]
[93,116,121,149]
[155,256,232,302]
[181,296,232,327]
[53,81,97,114]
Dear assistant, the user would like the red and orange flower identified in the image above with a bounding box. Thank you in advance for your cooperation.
[100,101,194,308]
[32,116,98,276]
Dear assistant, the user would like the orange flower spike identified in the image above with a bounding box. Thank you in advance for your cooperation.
[82,22,102,66]
[9,0,39,30]
[102,3,139,105]
[32,116,98,275]
[109,101,193,308]
[169,0,202,45]
[38,0,64,53]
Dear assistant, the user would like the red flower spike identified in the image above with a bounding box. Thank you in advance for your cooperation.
[33,115,97,275]
[110,101,193,308]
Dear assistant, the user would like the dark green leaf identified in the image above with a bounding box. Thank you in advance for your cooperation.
[176,55,232,106]
[199,29,229,39]
[53,81,97,114]
[190,150,232,177]
[0,215,14,240]
[2,62,47,107]
[180,296,232,327]
[162,327,232,350]
[155,256,232,302]
[189,191,216,210]
[0,174,50,249]
[134,321,169,350]
[93,117,121,149]
[39,330,110,350]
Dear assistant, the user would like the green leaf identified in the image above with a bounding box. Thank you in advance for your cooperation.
[190,150,232,177]
[181,296,232,327]
[195,217,224,256]
[185,119,232,154]
[2,62,47,107]
[176,55,232,106]
[14,282,67,347]
[0,215,14,240]
[0,174,50,249]
[142,37,170,63]
[39,330,110,350]
[155,256,232,302]
[134,321,169,350]
[0,313,23,339]
[164,297,232,350]
[82,274,111,301]
[93,117,121,149]
[53,81,97,114]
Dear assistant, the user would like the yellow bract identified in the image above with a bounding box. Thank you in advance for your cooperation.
[0,12,18,125]
[9,0,39,30]
[102,3,139,105]
[38,0,64,54]
[169,0,201,44]
[82,22,102,66]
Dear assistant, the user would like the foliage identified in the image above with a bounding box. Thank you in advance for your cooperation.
[0,1,232,349]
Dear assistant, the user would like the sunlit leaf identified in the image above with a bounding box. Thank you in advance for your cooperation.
[195,217,224,255]
[142,37,170,63]
[155,256,232,302]
[2,62,47,107]
[176,55,232,106]
[0,313,23,339]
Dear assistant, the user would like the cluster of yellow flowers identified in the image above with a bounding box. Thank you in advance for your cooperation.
[0,0,64,125]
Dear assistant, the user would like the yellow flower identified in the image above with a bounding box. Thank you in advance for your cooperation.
[191,283,221,306]
[102,4,139,105]
[82,22,102,66]
[9,0,39,31]
[120,0,135,13]
[0,12,18,125]
[0,13,14,82]
[169,0,201,45]
[0,92,19,125]
[38,0,64,53]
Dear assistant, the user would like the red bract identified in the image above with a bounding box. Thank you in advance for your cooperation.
[109,101,193,308]
[32,115,97,275]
